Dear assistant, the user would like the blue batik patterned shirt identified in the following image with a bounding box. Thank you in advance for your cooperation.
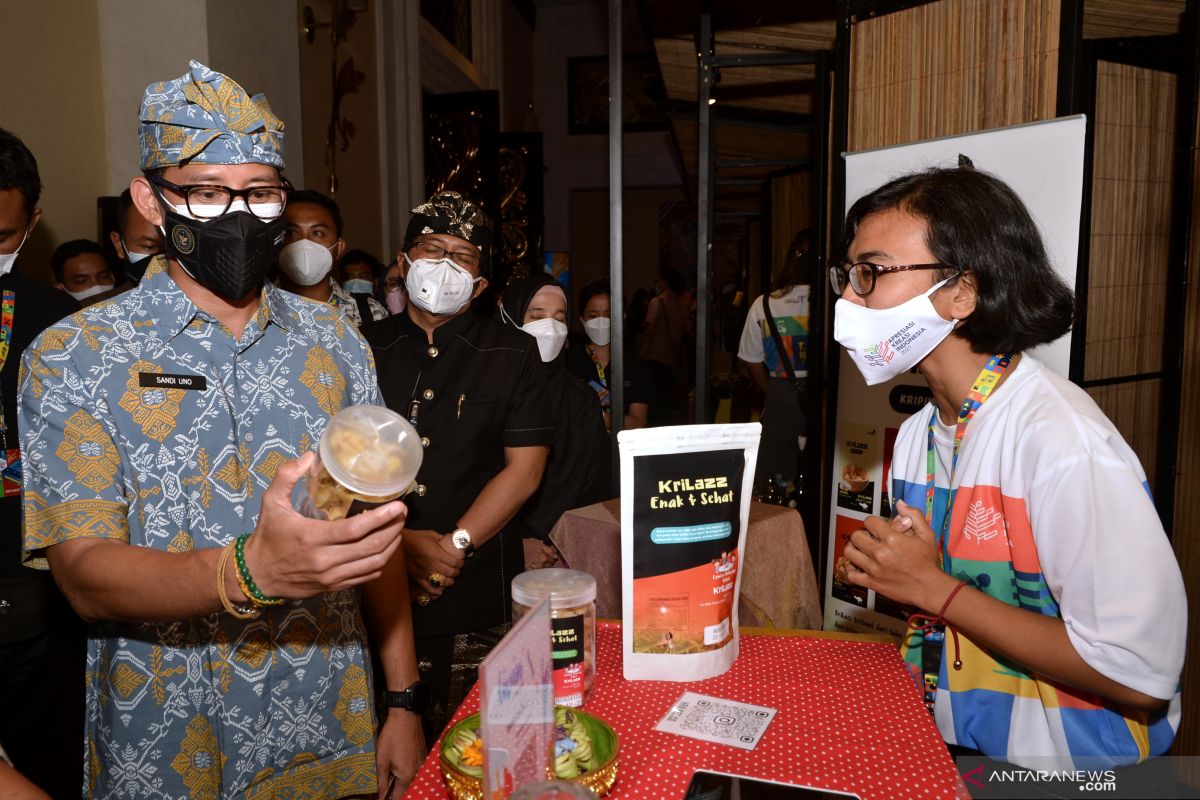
[19,257,382,799]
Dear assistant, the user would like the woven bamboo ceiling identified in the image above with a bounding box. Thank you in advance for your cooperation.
[636,0,1187,233]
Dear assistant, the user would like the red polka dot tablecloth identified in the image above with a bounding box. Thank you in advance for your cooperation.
[404,623,969,799]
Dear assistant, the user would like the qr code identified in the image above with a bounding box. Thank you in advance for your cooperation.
[657,692,777,750]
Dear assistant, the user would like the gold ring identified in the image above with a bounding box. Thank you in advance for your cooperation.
[429,572,445,588]
[416,593,431,607]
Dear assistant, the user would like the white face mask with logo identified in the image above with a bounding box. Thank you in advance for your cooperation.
[404,254,480,316]
[0,227,31,277]
[278,239,334,286]
[833,278,958,386]
[522,317,569,362]
[582,316,611,346]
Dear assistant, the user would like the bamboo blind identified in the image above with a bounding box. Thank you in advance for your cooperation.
[1082,61,1177,488]
[770,171,812,281]
[847,0,1059,151]
[1169,93,1200,776]
[1085,61,1176,382]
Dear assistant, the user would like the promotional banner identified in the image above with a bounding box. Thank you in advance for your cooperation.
[619,423,760,681]
[823,116,1086,636]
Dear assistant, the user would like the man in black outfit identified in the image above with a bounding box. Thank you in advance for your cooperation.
[362,191,552,743]
[0,127,85,798]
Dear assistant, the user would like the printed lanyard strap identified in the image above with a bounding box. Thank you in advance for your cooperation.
[925,352,1012,568]
[0,290,14,376]
[588,346,607,387]
[0,290,14,435]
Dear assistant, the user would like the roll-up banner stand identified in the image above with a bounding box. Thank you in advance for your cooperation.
[823,117,1087,636]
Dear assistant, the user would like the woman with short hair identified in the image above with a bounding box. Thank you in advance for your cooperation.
[836,166,1184,773]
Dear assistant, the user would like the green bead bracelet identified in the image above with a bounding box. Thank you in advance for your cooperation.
[234,534,284,607]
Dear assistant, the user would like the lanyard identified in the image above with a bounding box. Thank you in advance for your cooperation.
[925,352,1012,570]
[587,345,607,388]
[0,290,14,435]
[0,290,14,377]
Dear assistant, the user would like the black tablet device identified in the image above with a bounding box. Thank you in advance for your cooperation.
[684,770,865,799]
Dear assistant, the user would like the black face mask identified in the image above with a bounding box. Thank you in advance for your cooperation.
[161,206,285,301]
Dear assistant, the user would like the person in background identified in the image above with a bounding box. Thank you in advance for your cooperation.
[363,191,552,743]
[837,166,1185,775]
[277,189,388,327]
[380,257,406,315]
[566,278,651,431]
[639,267,691,424]
[499,275,609,569]
[108,187,163,285]
[737,229,812,496]
[20,61,424,799]
[0,127,84,800]
[339,247,386,299]
[50,238,115,305]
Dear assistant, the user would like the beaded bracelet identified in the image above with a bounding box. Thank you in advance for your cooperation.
[217,541,259,619]
[234,533,284,608]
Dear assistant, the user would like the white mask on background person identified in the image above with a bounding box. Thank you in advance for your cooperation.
[0,226,31,277]
[522,317,569,362]
[66,283,114,303]
[278,239,334,286]
[343,278,375,295]
[404,254,480,315]
[582,316,611,346]
[119,236,155,264]
[833,278,958,386]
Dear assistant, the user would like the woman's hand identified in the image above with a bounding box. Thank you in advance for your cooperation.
[843,500,957,612]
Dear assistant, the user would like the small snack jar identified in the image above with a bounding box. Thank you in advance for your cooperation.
[294,404,423,520]
[512,569,597,707]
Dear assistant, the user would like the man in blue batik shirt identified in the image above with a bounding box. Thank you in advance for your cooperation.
[18,61,423,799]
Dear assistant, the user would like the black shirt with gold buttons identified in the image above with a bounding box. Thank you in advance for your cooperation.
[363,309,553,635]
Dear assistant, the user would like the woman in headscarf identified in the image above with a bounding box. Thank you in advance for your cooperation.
[499,275,611,567]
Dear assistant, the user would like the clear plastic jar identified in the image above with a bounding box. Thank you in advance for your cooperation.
[512,569,597,707]
[294,405,423,520]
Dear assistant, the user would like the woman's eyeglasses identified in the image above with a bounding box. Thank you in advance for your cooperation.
[829,261,956,296]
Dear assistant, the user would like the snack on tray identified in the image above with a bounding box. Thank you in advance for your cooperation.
[439,706,619,798]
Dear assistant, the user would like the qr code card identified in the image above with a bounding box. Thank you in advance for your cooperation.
[654,692,777,750]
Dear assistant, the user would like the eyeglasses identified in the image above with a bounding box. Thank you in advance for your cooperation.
[409,240,481,271]
[384,277,403,292]
[149,174,289,220]
[829,261,957,297]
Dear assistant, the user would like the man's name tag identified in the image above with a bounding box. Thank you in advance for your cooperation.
[138,372,207,390]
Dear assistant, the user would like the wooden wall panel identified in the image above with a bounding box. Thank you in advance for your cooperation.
[1082,61,1177,481]
[1170,87,1200,776]
[847,0,1060,151]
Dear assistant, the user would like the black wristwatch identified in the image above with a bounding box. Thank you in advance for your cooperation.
[380,681,432,715]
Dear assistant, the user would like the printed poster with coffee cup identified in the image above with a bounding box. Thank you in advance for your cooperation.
[824,117,1085,637]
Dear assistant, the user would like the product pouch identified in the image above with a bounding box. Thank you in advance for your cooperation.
[618,423,761,681]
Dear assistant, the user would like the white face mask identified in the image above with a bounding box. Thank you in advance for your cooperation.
[0,226,31,277]
[522,317,569,362]
[66,283,114,303]
[833,278,958,386]
[404,254,480,316]
[582,316,611,346]
[278,239,334,286]
[119,236,155,263]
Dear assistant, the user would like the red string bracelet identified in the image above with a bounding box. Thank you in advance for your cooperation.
[907,579,970,670]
